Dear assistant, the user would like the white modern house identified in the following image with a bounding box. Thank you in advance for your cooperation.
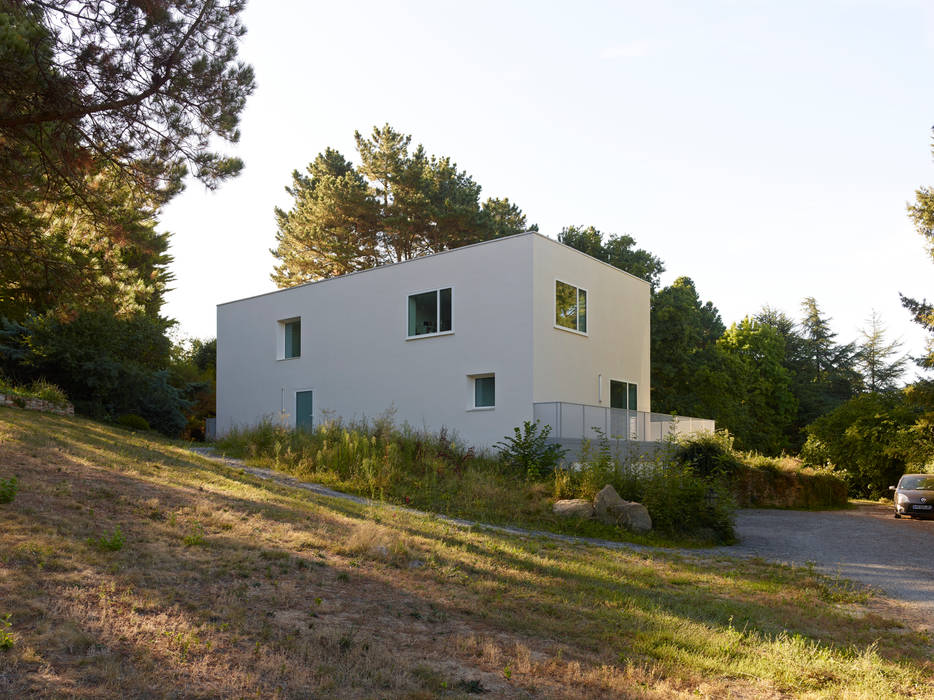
[216,232,713,449]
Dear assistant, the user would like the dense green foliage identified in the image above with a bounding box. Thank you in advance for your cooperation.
[802,391,933,497]
[0,1,253,320]
[672,432,847,508]
[271,125,536,285]
[494,420,566,480]
[557,225,665,288]
[168,336,217,440]
[555,433,737,543]
[0,312,188,435]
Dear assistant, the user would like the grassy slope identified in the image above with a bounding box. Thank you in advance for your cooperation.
[0,408,932,699]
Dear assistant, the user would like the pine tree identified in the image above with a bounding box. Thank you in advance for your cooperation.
[857,311,907,392]
[271,125,534,285]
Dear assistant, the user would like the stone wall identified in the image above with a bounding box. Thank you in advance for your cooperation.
[0,393,74,416]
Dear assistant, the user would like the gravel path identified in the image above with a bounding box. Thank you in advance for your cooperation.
[699,505,934,614]
[191,448,934,614]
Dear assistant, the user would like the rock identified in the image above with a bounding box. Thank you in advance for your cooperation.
[552,499,594,519]
[608,502,653,533]
[593,484,626,525]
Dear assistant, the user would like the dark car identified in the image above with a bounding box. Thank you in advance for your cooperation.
[890,474,934,519]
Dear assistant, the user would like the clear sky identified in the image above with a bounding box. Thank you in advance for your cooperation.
[160,0,934,377]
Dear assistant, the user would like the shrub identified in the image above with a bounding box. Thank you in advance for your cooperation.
[117,413,151,431]
[0,312,189,437]
[28,379,68,407]
[612,456,736,543]
[673,431,742,480]
[0,476,17,504]
[495,421,566,480]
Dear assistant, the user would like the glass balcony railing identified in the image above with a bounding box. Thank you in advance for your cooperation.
[532,401,715,442]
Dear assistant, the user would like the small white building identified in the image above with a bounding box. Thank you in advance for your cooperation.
[217,232,710,449]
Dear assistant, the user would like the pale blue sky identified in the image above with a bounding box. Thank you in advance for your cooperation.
[161,0,934,375]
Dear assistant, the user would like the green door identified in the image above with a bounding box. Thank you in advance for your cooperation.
[295,391,313,431]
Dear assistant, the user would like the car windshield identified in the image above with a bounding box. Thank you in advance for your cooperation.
[899,475,934,490]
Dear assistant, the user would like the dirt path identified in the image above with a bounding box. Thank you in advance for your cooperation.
[192,448,934,615]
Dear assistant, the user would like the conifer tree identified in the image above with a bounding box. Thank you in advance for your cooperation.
[271,125,535,285]
[857,311,907,392]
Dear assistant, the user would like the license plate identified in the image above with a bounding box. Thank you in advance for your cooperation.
[911,504,933,511]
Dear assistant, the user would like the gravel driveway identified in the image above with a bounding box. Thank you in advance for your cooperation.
[705,504,934,614]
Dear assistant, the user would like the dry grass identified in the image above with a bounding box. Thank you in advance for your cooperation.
[0,407,932,698]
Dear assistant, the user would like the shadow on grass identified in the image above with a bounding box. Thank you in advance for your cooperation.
[2,407,932,698]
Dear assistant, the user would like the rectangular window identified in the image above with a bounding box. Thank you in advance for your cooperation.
[610,380,638,410]
[408,287,452,337]
[555,280,587,334]
[473,375,495,408]
[610,380,626,409]
[284,319,301,359]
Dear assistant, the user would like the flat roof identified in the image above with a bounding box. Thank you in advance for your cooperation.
[218,230,649,307]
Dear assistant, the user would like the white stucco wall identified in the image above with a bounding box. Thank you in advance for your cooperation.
[217,232,652,449]
[530,235,651,411]
[217,233,535,449]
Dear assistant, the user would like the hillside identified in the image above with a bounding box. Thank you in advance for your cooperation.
[0,407,932,698]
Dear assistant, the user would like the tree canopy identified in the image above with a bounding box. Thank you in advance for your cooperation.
[0,0,254,320]
[557,225,665,289]
[271,124,536,286]
[905,134,934,370]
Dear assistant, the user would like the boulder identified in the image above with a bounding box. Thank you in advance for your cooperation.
[552,499,594,519]
[593,484,626,526]
[608,502,653,533]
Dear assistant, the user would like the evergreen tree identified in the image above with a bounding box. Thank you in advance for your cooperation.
[271,125,534,284]
[904,132,934,370]
[271,150,380,286]
[0,169,173,321]
[857,311,907,392]
[558,225,664,288]
[649,277,725,416]
[714,318,797,454]
[797,297,861,421]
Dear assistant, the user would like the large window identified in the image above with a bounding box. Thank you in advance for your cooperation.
[408,287,452,337]
[555,280,587,334]
[610,380,638,410]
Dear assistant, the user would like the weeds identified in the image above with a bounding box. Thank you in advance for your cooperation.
[91,526,125,552]
[0,614,13,650]
[494,420,566,480]
[183,522,207,547]
[0,475,18,503]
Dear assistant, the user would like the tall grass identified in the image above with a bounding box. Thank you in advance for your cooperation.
[218,417,740,544]
[554,432,737,543]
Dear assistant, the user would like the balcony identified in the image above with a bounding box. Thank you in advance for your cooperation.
[532,401,715,443]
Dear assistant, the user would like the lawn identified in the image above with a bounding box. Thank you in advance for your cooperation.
[1,407,931,698]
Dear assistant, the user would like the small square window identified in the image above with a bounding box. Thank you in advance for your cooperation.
[473,375,495,408]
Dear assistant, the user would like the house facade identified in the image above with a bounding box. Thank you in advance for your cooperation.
[216,232,657,448]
